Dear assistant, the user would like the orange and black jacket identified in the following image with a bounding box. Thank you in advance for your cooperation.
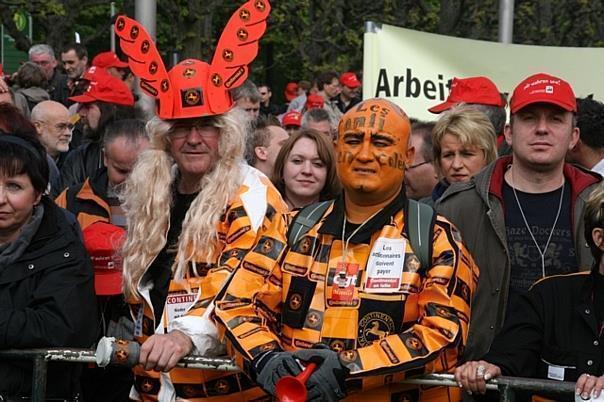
[55,167,111,230]
[130,166,287,402]
[214,192,479,400]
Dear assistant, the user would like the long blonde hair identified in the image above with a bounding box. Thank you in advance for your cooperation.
[121,109,248,300]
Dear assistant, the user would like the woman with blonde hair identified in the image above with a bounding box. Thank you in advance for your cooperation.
[271,128,340,209]
[428,104,498,203]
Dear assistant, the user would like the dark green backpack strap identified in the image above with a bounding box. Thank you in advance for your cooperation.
[407,199,435,270]
[287,200,333,247]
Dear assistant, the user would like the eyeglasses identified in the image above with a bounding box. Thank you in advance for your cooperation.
[408,160,432,169]
[38,120,74,131]
[169,120,218,139]
[55,122,75,131]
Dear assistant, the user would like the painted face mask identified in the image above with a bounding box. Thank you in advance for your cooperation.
[336,98,412,204]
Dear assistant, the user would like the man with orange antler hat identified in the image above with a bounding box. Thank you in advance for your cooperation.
[215,98,479,401]
[115,1,286,401]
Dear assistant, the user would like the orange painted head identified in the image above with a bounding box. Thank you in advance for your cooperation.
[336,98,413,205]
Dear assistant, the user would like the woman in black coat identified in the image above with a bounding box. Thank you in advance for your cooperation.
[0,132,97,400]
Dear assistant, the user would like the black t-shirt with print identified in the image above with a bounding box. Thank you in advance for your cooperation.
[503,181,577,318]
[148,191,198,325]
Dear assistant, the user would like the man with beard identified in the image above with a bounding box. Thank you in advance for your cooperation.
[215,98,479,401]
[59,66,134,190]
[31,100,73,171]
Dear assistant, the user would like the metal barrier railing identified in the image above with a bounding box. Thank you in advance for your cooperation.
[0,348,577,402]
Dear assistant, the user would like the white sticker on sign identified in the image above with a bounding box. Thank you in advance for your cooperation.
[165,292,197,324]
[364,237,406,293]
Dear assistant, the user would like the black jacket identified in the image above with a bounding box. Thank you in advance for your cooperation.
[49,69,70,106]
[59,141,103,192]
[0,197,97,399]
[484,271,604,384]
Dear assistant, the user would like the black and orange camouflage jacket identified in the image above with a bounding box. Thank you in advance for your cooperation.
[214,192,479,401]
[130,165,286,402]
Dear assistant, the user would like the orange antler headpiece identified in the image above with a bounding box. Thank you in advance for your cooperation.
[114,0,270,119]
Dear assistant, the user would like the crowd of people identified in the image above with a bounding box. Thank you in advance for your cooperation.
[2,4,604,402]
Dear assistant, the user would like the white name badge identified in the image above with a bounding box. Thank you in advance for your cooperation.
[547,364,565,381]
[165,292,197,324]
[364,237,406,293]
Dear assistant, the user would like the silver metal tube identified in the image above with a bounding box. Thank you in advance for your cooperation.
[498,0,515,43]
[31,356,47,402]
[28,14,32,40]
[1,348,240,371]
[0,349,578,399]
[134,0,157,118]
[1,25,4,66]
[110,2,116,52]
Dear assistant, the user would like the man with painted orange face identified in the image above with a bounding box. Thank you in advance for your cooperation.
[215,98,479,401]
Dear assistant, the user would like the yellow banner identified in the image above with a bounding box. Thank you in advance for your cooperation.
[363,22,604,121]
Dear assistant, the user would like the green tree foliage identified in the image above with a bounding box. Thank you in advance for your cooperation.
[3,0,604,91]
[0,0,131,55]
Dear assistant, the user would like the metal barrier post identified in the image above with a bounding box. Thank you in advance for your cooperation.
[31,356,48,402]
[0,348,580,401]
[499,384,516,402]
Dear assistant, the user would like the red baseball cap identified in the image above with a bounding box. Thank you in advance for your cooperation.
[82,221,127,296]
[510,73,576,113]
[69,66,134,106]
[306,94,324,110]
[340,72,361,89]
[285,82,299,102]
[282,110,302,127]
[428,76,505,114]
[92,51,128,69]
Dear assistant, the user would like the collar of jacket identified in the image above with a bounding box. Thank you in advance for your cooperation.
[74,168,110,208]
[487,156,600,203]
[431,179,450,201]
[318,189,406,244]
[439,156,601,210]
[21,197,73,259]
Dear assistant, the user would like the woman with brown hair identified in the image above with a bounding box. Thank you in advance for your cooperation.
[14,61,50,118]
[271,128,340,209]
[0,130,96,400]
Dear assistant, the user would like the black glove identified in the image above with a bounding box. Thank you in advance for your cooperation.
[251,351,302,396]
[293,347,349,401]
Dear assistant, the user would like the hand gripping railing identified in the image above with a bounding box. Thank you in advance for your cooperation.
[0,344,577,402]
